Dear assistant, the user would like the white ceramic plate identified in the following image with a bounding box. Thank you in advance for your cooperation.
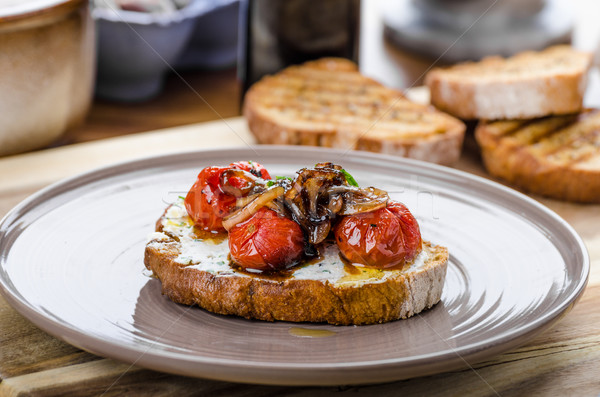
[0,146,589,385]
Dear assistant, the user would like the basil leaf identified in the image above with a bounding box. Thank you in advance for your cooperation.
[341,169,359,187]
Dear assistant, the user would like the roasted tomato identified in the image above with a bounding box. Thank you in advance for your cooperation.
[334,201,422,268]
[184,166,236,231]
[184,162,271,231]
[228,208,305,271]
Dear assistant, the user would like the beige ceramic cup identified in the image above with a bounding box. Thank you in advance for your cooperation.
[0,0,95,157]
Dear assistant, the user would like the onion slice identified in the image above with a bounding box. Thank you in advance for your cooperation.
[235,193,261,208]
[222,186,284,230]
[339,187,389,215]
[309,222,331,245]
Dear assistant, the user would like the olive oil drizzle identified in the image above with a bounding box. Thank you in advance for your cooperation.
[192,227,227,242]
[288,327,336,338]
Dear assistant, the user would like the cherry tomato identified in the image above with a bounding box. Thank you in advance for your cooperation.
[184,162,271,231]
[229,161,271,179]
[334,201,422,268]
[228,208,305,271]
[184,166,236,231]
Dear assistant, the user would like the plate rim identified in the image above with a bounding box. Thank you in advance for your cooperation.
[0,145,590,384]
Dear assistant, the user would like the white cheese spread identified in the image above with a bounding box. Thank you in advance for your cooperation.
[157,199,429,287]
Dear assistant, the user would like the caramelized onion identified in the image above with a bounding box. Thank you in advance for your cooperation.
[220,169,260,197]
[310,223,331,246]
[327,194,343,214]
[222,186,284,230]
[235,193,260,208]
[223,162,390,245]
[338,187,388,215]
[265,200,286,216]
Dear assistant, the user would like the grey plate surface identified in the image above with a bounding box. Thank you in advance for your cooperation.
[0,146,589,385]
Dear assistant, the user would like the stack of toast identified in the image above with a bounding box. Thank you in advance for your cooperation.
[426,45,598,203]
[243,46,598,203]
[243,58,466,166]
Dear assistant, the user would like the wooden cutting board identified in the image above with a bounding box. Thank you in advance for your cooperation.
[0,117,599,396]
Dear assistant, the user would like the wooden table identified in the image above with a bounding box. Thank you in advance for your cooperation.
[1,116,600,396]
[1,1,600,395]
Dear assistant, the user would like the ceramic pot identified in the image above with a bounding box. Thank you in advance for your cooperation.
[0,0,95,156]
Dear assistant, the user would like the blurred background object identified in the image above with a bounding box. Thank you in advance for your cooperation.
[175,0,239,70]
[9,0,597,148]
[383,0,573,62]
[0,0,95,157]
[106,0,191,13]
[93,0,239,102]
[239,0,360,93]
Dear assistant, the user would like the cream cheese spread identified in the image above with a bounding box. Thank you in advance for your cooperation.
[149,199,430,287]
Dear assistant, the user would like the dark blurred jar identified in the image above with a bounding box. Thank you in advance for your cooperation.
[239,0,360,94]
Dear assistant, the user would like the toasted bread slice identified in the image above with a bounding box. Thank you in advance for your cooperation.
[475,109,600,203]
[144,201,449,325]
[243,58,466,166]
[426,45,593,120]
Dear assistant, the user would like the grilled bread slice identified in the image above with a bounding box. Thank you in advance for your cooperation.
[144,201,449,326]
[426,45,593,120]
[243,58,466,166]
[475,109,600,203]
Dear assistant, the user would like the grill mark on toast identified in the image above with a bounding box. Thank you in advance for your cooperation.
[485,112,594,149]
[245,58,466,165]
[500,119,537,138]
[254,82,402,103]
[545,126,600,166]
[476,107,600,202]
[428,46,591,81]
[531,111,600,158]
[487,110,600,167]
[278,72,382,90]
[255,87,443,129]
[262,101,436,122]
[262,105,450,135]
[256,93,401,111]
[263,111,445,137]
[512,115,578,145]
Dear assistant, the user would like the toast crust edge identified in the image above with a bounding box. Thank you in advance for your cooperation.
[144,239,448,326]
[244,97,466,166]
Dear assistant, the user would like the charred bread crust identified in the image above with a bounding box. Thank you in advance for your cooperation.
[144,238,448,326]
[475,109,600,203]
[426,45,592,120]
[243,57,466,166]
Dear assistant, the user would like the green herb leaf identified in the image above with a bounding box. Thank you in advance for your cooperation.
[266,176,292,188]
[178,195,186,201]
[341,169,359,187]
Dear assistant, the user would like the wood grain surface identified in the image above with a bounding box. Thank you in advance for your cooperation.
[0,118,599,396]
[2,1,600,393]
